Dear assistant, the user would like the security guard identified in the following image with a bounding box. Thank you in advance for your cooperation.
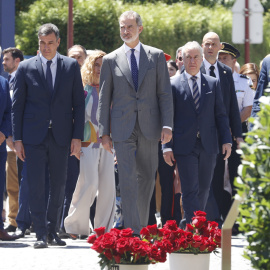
[217,42,254,225]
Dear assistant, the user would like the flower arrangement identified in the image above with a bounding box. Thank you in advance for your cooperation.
[87,227,166,270]
[141,211,221,255]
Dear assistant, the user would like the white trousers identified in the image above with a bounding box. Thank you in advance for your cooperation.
[64,147,115,235]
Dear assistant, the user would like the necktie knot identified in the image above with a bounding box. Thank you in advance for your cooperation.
[131,48,135,54]
[191,76,197,82]
[47,60,52,67]
[209,65,216,77]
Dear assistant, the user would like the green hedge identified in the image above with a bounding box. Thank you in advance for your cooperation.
[15,0,270,66]
[236,86,270,269]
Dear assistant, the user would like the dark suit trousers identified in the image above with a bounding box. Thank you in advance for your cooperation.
[60,155,80,231]
[175,139,216,223]
[0,151,7,229]
[24,129,69,237]
[114,120,158,235]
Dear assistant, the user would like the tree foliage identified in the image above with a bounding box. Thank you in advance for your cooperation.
[15,0,270,66]
[236,86,270,270]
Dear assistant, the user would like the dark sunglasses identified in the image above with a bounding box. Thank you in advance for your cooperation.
[178,56,183,61]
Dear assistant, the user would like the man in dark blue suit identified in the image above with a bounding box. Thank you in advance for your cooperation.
[0,71,17,240]
[12,24,85,248]
[252,55,270,117]
[163,41,232,225]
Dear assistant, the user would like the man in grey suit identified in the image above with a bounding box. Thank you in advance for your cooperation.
[98,11,173,235]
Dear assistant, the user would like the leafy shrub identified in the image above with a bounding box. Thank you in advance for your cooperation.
[236,85,270,270]
[15,0,270,65]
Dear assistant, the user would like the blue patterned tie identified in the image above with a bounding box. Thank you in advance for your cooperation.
[191,76,200,111]
[46,60,53,95]
[130,49,138,91]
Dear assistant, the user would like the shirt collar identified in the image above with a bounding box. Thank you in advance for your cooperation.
[124,41,141,54]
[185,70,201,80]
[40,53,58,65]
[203,58,218,71]
[9,70,17,80]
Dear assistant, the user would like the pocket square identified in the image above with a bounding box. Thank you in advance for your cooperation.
[205,91,212,94]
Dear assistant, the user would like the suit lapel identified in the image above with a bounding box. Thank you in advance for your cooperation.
[137,44,150,91]
[53,53,63,98]
[115,46,135,90]
[181,73,197,112]
[35,55,48,92]
[199,74,209,113]
[217,61,225,96]
[200,62,206,74]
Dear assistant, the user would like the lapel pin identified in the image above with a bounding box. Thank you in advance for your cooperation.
[203,84,205,86]
[224,71,226,74]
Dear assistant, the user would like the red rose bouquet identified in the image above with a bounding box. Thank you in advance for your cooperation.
[140,211,221,255]
[88,227,166,270]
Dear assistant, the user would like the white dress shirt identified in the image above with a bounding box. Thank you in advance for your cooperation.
[124,42,141,70]
[185,71,201,96]
[203,59,220,81]
[40,53,58,87]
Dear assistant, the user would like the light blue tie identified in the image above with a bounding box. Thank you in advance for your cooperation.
[191,76,200,111]
[130,49,138,91]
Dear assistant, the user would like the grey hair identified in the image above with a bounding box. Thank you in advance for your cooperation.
[119,11,143,27]
[175,46,183,59]
[38,23,60,40]
[182,41,203,59]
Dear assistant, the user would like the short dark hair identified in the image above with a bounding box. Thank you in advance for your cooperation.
[68,45,87,58]
[38,23,60,40]
[2,47,24,61]
[168,61,178,71]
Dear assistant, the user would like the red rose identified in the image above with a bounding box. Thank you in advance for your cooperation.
[158,250,167,263]
[140,227,150,240]
[201,226,210,237]
[87,234,97,244]
[113,254,121,264]
[104,250,113,260]
[192,216,207,229]
[94,227,106,237]
[119,228,133,238]
[146,224,158,235]
[193,211,207,217]
[185,231,193,244]
[207,221,219,230]
[116,237,130,254]
[191,235,202,248]
[206,239,217,252]
[110,228,121,237]
[101,233,115,249]
[163,220,178,231]
[91,240,103,253]
[213,230,221,246]
[160,239,174,253]
[185,224,194,232]
[199,237,209,252]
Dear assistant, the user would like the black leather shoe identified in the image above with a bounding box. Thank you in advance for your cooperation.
[34,235,48,249]
[0,229,17,241]
[4,224,17,232]
[48,232,66,246]
[13,228,26,238]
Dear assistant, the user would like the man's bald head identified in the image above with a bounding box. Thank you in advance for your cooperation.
[202,32,222,64]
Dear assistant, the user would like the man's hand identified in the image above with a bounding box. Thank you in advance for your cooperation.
[102,135,113,154]
[161,128,172,144]
[6,136,15,151]
[0,131,5,145]
[236,137,244,149]
[163,151,175,166]
[70,139,81,159]
[14,141,25,162]
[222,143,232,160]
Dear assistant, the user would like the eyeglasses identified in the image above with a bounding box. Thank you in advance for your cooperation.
[178,56,183,61]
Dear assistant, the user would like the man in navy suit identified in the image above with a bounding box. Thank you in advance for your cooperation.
[12,24,85,248]
[163,41,232,225]
[0,65,17,240]
[252,55,270,117]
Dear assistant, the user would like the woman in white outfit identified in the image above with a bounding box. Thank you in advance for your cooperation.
[64,50,115,235]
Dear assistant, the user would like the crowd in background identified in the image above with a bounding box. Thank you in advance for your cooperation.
[0,10,269,248]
